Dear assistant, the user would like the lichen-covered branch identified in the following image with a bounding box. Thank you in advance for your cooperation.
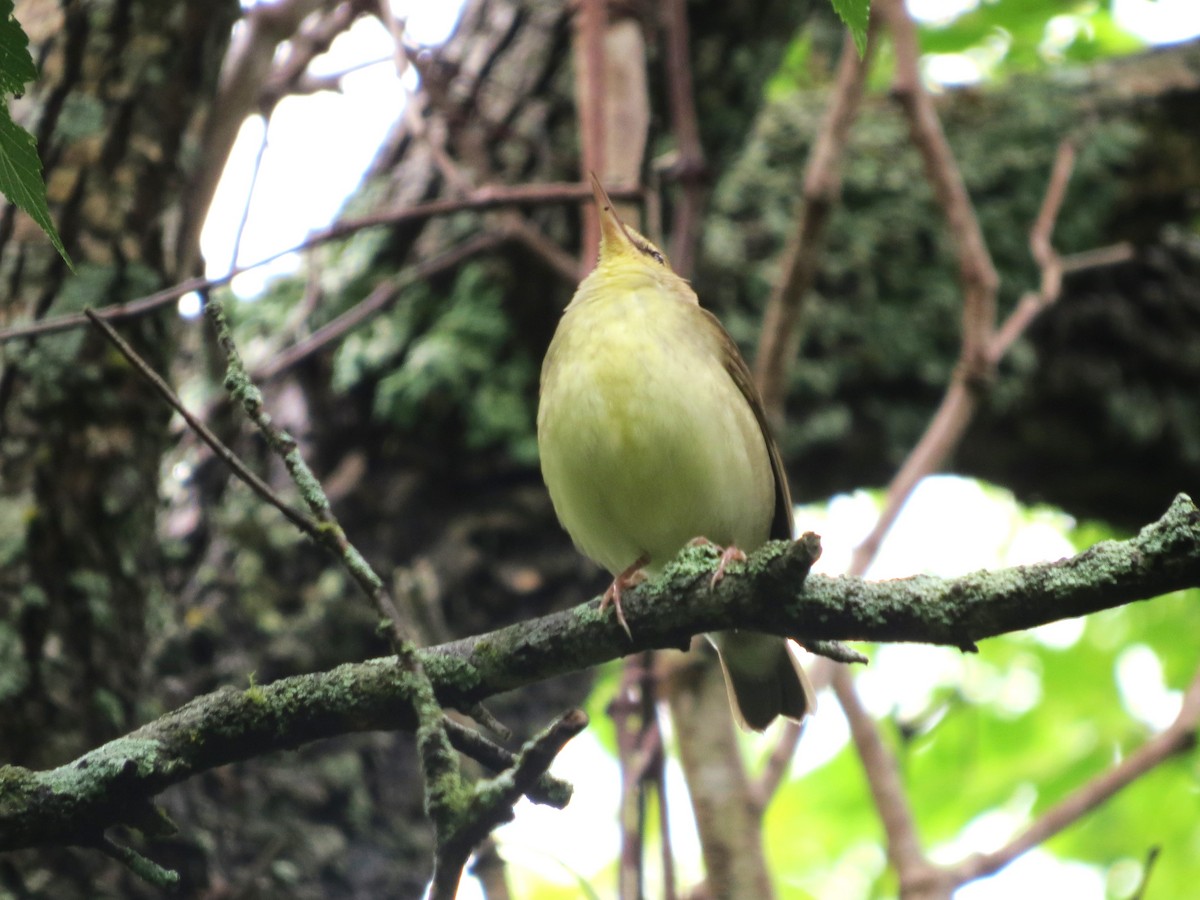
[1,494,1196,854]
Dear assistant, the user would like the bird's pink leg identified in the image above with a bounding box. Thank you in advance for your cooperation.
[601,553,648,640]
[710,544,748,589]
[688,537,747,589]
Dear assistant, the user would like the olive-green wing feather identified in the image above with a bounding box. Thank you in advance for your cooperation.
[699,308,795,542]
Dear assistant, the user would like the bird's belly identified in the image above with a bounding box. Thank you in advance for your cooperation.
[538,312,774,577]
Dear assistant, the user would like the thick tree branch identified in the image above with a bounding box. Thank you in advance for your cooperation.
[0,495,1195,854]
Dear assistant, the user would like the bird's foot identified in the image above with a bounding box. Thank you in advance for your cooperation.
[710,543,747,590]
[601,554,648,640]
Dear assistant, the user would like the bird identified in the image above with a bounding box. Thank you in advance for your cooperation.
[536,174,815,731]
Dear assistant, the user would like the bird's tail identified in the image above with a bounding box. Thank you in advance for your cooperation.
[711,631,816,732]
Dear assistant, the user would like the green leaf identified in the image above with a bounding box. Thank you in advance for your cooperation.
[0,1,71,266]
[828,0,871,57]
[0,0,35,94]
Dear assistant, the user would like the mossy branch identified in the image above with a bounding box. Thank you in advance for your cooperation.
[1,494,1196,855]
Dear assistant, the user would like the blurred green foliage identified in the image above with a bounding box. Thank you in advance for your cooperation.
[765,515,1199,899]
[916,0,1145,75]
[331,260,540,463]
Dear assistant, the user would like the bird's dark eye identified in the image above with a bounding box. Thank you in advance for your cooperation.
[636,241,665,265]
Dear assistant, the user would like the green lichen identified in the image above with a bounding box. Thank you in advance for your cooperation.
[46,737,164,795]
[419,650,482,693]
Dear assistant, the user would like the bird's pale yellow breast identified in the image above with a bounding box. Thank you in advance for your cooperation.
[537,269,776,578]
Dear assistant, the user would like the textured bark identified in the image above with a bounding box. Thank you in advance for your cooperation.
[0,0,237,895]
[0,0,236,762]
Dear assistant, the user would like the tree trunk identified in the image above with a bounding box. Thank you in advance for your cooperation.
[0,0,237,894]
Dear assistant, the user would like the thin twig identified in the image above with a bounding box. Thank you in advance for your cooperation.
[848,379,978,576]
[429,708,589,899]
[255,231,504,381]
[260,2,365,108]
[442,717,571,808]
[655,722,677,900]
[949,662,1200,888]
[754,26,875,420]
[754,720,802,812]
[838,9,1161,897]
[83,309,317,536]
[987,139,1075,363]
[834,3,1004,895]
[177,0,353,276]
[662,0,706,277]
[230,118,271,271]
[883,0,998,383]
[834,666,947,898]
[375,0,410,79]
[204,299,483,897]
[1061,241,1134,273]
[576,0,607,273]
[1127,846,1162,900]
[0,181,632,347]
[749,21,875,833]
[94,834,180,889]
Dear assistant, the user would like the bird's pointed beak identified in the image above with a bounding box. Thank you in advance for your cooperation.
[590,172,632,251]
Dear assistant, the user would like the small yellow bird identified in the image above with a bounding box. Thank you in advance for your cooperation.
[537,175,815,731]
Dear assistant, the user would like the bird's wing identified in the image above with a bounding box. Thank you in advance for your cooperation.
[700,307,796,542]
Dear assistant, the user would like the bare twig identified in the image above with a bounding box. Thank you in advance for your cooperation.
[230,119,271,271]
[847,378,979,576]
[833,0,989,887]
[836,5,1067,897]
[443,717,572,809]
[374,0,410,79]
[655,721,677,900]
[84,309,316,536]
[662,0,706,277]
[576,0,607,273]
[503,216,581,284]
[0,180,624,347]
[755,26,875,420]
[750,21,875,832]
[834,666,949,899]
[259,2,365,108]
[754,720,802,812]
[884,0,998,384]
[255,231,504,381]
[948,663,1200,888]
[1128,846,1162,900]
[831,9,1168,899]
[1061,241,1135,273]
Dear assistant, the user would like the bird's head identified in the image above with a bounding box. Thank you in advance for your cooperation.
[590,174,674,276]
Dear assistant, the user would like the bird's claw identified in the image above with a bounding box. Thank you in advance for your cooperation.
[710,543,747,589]
[602,553,648,641]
